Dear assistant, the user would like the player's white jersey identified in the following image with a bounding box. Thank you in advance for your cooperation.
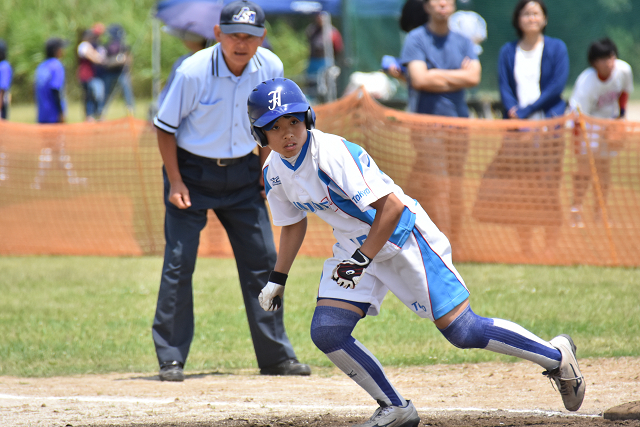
[264,129,468,318]
[570,59,634,119]
[264,129,419,261]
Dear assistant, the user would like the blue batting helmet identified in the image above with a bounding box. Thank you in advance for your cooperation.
[247,78,316,147]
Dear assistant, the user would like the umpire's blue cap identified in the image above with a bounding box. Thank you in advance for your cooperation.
[219,0,266,37]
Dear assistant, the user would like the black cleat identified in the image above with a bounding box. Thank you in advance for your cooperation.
[159,361,185,382]
[259,359,311,376]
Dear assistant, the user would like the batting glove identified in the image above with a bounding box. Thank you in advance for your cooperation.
[331,249,372,289]
[259,271,287,311]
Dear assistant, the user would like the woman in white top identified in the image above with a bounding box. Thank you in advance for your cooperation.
[497,0,569,120]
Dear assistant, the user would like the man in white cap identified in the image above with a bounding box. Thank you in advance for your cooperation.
[152,0,310,381]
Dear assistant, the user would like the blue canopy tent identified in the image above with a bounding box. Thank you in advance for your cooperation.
[251,0,341,15]
[154,0,342,39]
[155,0,224,40]
[156,0,399,16]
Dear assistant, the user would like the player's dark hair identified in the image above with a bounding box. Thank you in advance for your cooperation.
[45,43,57,59]
[587,37,618,65]
[512,0,547,39]
[0,39,6,62]
[45,38,65,59]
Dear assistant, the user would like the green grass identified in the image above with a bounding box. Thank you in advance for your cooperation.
[0,256,638,377]
[8,98,153,124]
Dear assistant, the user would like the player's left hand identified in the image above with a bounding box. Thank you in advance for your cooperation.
[332,249,372,289]
[258,271,288,311]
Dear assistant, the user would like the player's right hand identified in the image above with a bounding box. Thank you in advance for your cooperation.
[169,181,191,209]
[331,249,372,289]
[259,271,288,311]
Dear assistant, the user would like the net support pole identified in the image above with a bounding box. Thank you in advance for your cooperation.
[578,111,619,265]
[151,17,161,114]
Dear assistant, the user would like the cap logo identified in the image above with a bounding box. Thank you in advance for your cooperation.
[268,88,282,110]
[232,6,257,24]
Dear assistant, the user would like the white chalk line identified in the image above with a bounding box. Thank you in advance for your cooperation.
[0,393,175,404]
[0,393,601,418]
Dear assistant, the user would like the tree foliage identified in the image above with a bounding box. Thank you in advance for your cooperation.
[0,0,310,102]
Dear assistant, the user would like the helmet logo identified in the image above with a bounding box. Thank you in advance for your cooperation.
[232,7,257,24]
[268,87,282,110]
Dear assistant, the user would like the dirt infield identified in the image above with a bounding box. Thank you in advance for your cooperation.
[1,357,639,427]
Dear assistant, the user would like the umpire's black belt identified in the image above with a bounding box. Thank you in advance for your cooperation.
[178,147,252,167]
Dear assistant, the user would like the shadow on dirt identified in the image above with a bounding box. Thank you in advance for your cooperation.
[94,413,640,427]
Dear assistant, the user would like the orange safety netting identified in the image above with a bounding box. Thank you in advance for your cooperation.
[1,89,639,266]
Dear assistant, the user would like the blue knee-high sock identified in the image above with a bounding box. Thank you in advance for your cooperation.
[440,305,561,370]
[310,306,406,407]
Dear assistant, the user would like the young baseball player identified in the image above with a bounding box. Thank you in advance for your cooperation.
[0,39,12,120]
[248,78,585,427]
[0,39,11,184]
[569,37,634,228]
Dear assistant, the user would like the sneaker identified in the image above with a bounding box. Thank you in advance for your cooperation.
[259,358,311,376]
[354,400,420,427]
[159,361,185,382]
[544,335,586,411]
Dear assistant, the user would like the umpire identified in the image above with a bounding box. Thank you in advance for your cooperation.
[152,0,310,381]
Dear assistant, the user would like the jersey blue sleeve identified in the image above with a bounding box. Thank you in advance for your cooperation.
[318,136,393,213]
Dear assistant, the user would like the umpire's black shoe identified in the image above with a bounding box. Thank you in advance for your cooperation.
[260,359,311,376]
[159,361,185,382]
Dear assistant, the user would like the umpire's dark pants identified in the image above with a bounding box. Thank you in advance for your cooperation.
[152,148,297,369]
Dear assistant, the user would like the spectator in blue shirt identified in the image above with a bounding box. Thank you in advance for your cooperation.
[400,0,481,117]
[35,38,68,124]
[398,0,481,250]
[31,38,86,190]
[0,39,12,120]
[0,39,10,184]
